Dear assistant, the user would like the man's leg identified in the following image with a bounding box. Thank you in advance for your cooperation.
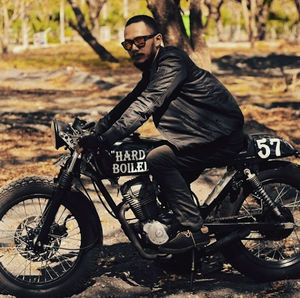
[146,145,203,232]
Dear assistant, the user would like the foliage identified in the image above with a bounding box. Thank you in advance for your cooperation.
[1,0,299,52]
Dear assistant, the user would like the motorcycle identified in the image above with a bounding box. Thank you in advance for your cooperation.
[0,117,299,297]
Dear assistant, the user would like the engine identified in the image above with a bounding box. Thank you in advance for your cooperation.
[120,176,169,245]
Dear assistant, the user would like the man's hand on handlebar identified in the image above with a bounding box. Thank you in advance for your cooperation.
[76,134,101,153]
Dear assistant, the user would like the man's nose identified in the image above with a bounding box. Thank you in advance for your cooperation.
[131,43,139,51]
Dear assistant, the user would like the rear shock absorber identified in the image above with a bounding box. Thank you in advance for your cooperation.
[244,168,283,219]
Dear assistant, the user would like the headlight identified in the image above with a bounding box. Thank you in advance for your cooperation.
[51,119,67,149]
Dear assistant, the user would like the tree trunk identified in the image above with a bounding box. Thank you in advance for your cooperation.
[1,1,10,54]
[60,0,65,44]
[205,0,224,41]
[146,0,211,71]
[1,0,22,54]
[86,0,106,38]
[21,0,29,47]
[249,0,257,46]
[67,0,117,62]
[294,0,300,41]
[189,0,211,70]
[241,0,250,38]
[256,0,273,40]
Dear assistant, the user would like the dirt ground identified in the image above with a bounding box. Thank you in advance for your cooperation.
[0,47,300,297]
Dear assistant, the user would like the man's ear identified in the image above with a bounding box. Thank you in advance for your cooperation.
[154,33,163,48]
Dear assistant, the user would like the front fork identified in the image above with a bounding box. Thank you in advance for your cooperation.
[244,168,283,219]
[34,151,80,250]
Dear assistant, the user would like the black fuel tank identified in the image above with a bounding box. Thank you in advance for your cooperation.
[97,134,164,178]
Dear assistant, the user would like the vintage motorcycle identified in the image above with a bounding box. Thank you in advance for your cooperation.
[0,117,299,297]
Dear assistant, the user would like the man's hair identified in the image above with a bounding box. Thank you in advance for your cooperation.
[125,15,160,34]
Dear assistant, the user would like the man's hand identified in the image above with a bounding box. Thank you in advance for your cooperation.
[77,134,100,152]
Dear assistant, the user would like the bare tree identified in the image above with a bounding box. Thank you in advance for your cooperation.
[294,0,300,40]
[0,0,22,54]
[146,0,212,71]
[60,0,65,44]
[85,0,106,38]
[205,0,224,41]
[239,0,274,43]
[256,0,274,40]
[67,0,117,62]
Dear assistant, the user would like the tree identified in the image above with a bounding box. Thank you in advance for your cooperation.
[205,0,225,41]
[256,0,274,40]
[0,0,21,54]
[294,0,300,40]
[239,0,274,43]
[60,0,65,43]
[146,0,212,71]
[67,0,118,62]
[86,0,106,37]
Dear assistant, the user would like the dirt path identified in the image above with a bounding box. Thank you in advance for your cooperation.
[0,63,299,297]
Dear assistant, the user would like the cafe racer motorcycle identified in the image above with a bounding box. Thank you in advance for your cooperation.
[0,117,299,297]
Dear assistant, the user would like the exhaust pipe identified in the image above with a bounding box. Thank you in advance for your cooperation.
[203,229,250,255]
[118,202,163,260]
[119,202,249,259]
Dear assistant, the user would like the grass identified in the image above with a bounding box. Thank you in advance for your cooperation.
[1,39,300,72]
[0,41,133,72]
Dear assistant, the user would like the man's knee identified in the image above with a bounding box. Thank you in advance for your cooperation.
[146,145,175,170]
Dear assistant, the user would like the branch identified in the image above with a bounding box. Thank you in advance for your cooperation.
[67,0,118,62]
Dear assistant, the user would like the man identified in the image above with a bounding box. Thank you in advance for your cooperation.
[78,15,244,253]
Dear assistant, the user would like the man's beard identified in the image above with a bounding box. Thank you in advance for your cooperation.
[133,50,157,71]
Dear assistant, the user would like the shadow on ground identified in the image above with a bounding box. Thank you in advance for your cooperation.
[72,242,300,298]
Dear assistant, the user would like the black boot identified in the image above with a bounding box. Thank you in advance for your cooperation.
[158,227,210,254]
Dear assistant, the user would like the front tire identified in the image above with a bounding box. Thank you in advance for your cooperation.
[219,162,300,281]
[0,176,102,297]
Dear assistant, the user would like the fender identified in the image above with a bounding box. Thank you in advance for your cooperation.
[255,160,300,174]
[64,188,103,248]
[205,160,300,217]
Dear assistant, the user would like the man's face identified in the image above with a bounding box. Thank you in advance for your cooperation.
[123,21,161,71]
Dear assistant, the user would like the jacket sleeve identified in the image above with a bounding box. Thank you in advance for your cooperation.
[94,74,149,135]
[100,53,188,147]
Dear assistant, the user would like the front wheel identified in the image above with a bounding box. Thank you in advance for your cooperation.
[0,176,102,297]
[219,162,300,281]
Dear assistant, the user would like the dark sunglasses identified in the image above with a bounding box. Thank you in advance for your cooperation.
[121,34,157,51]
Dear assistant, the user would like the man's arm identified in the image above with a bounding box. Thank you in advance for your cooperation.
[94,73,149,135]
[100,53,188,147]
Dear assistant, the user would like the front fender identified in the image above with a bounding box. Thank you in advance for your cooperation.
[65,188,103,247]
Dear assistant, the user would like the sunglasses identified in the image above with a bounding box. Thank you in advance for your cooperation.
[121,34,157,51]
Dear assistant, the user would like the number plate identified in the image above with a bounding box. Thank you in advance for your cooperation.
[253,135,295,159]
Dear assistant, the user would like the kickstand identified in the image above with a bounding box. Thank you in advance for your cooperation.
[189,248,196,291]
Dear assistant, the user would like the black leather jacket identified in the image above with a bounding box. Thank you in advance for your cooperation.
[96,46,244,152]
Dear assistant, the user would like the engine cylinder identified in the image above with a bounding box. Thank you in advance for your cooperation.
[121,176,158,221]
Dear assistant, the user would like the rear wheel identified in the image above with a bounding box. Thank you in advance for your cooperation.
[219,163,300,281]
[0,176,101,297]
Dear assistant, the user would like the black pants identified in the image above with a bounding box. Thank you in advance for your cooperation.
[146,130,245,232]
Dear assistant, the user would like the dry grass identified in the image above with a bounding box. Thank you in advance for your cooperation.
[0,41,132,72]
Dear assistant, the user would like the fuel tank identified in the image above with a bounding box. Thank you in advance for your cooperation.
[96,134,164,177]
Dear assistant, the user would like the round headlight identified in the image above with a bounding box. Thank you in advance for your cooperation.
[51,119,66,149]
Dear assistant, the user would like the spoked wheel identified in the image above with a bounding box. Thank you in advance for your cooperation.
[0,197,81,283]
[0,177,101,297]
[220,163,300,281]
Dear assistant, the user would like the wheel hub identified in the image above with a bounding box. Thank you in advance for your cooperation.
[262,206,294,241]
[14,216,67,261]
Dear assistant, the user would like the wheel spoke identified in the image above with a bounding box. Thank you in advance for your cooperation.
[0,196,82,285]
[241,181,300,263]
